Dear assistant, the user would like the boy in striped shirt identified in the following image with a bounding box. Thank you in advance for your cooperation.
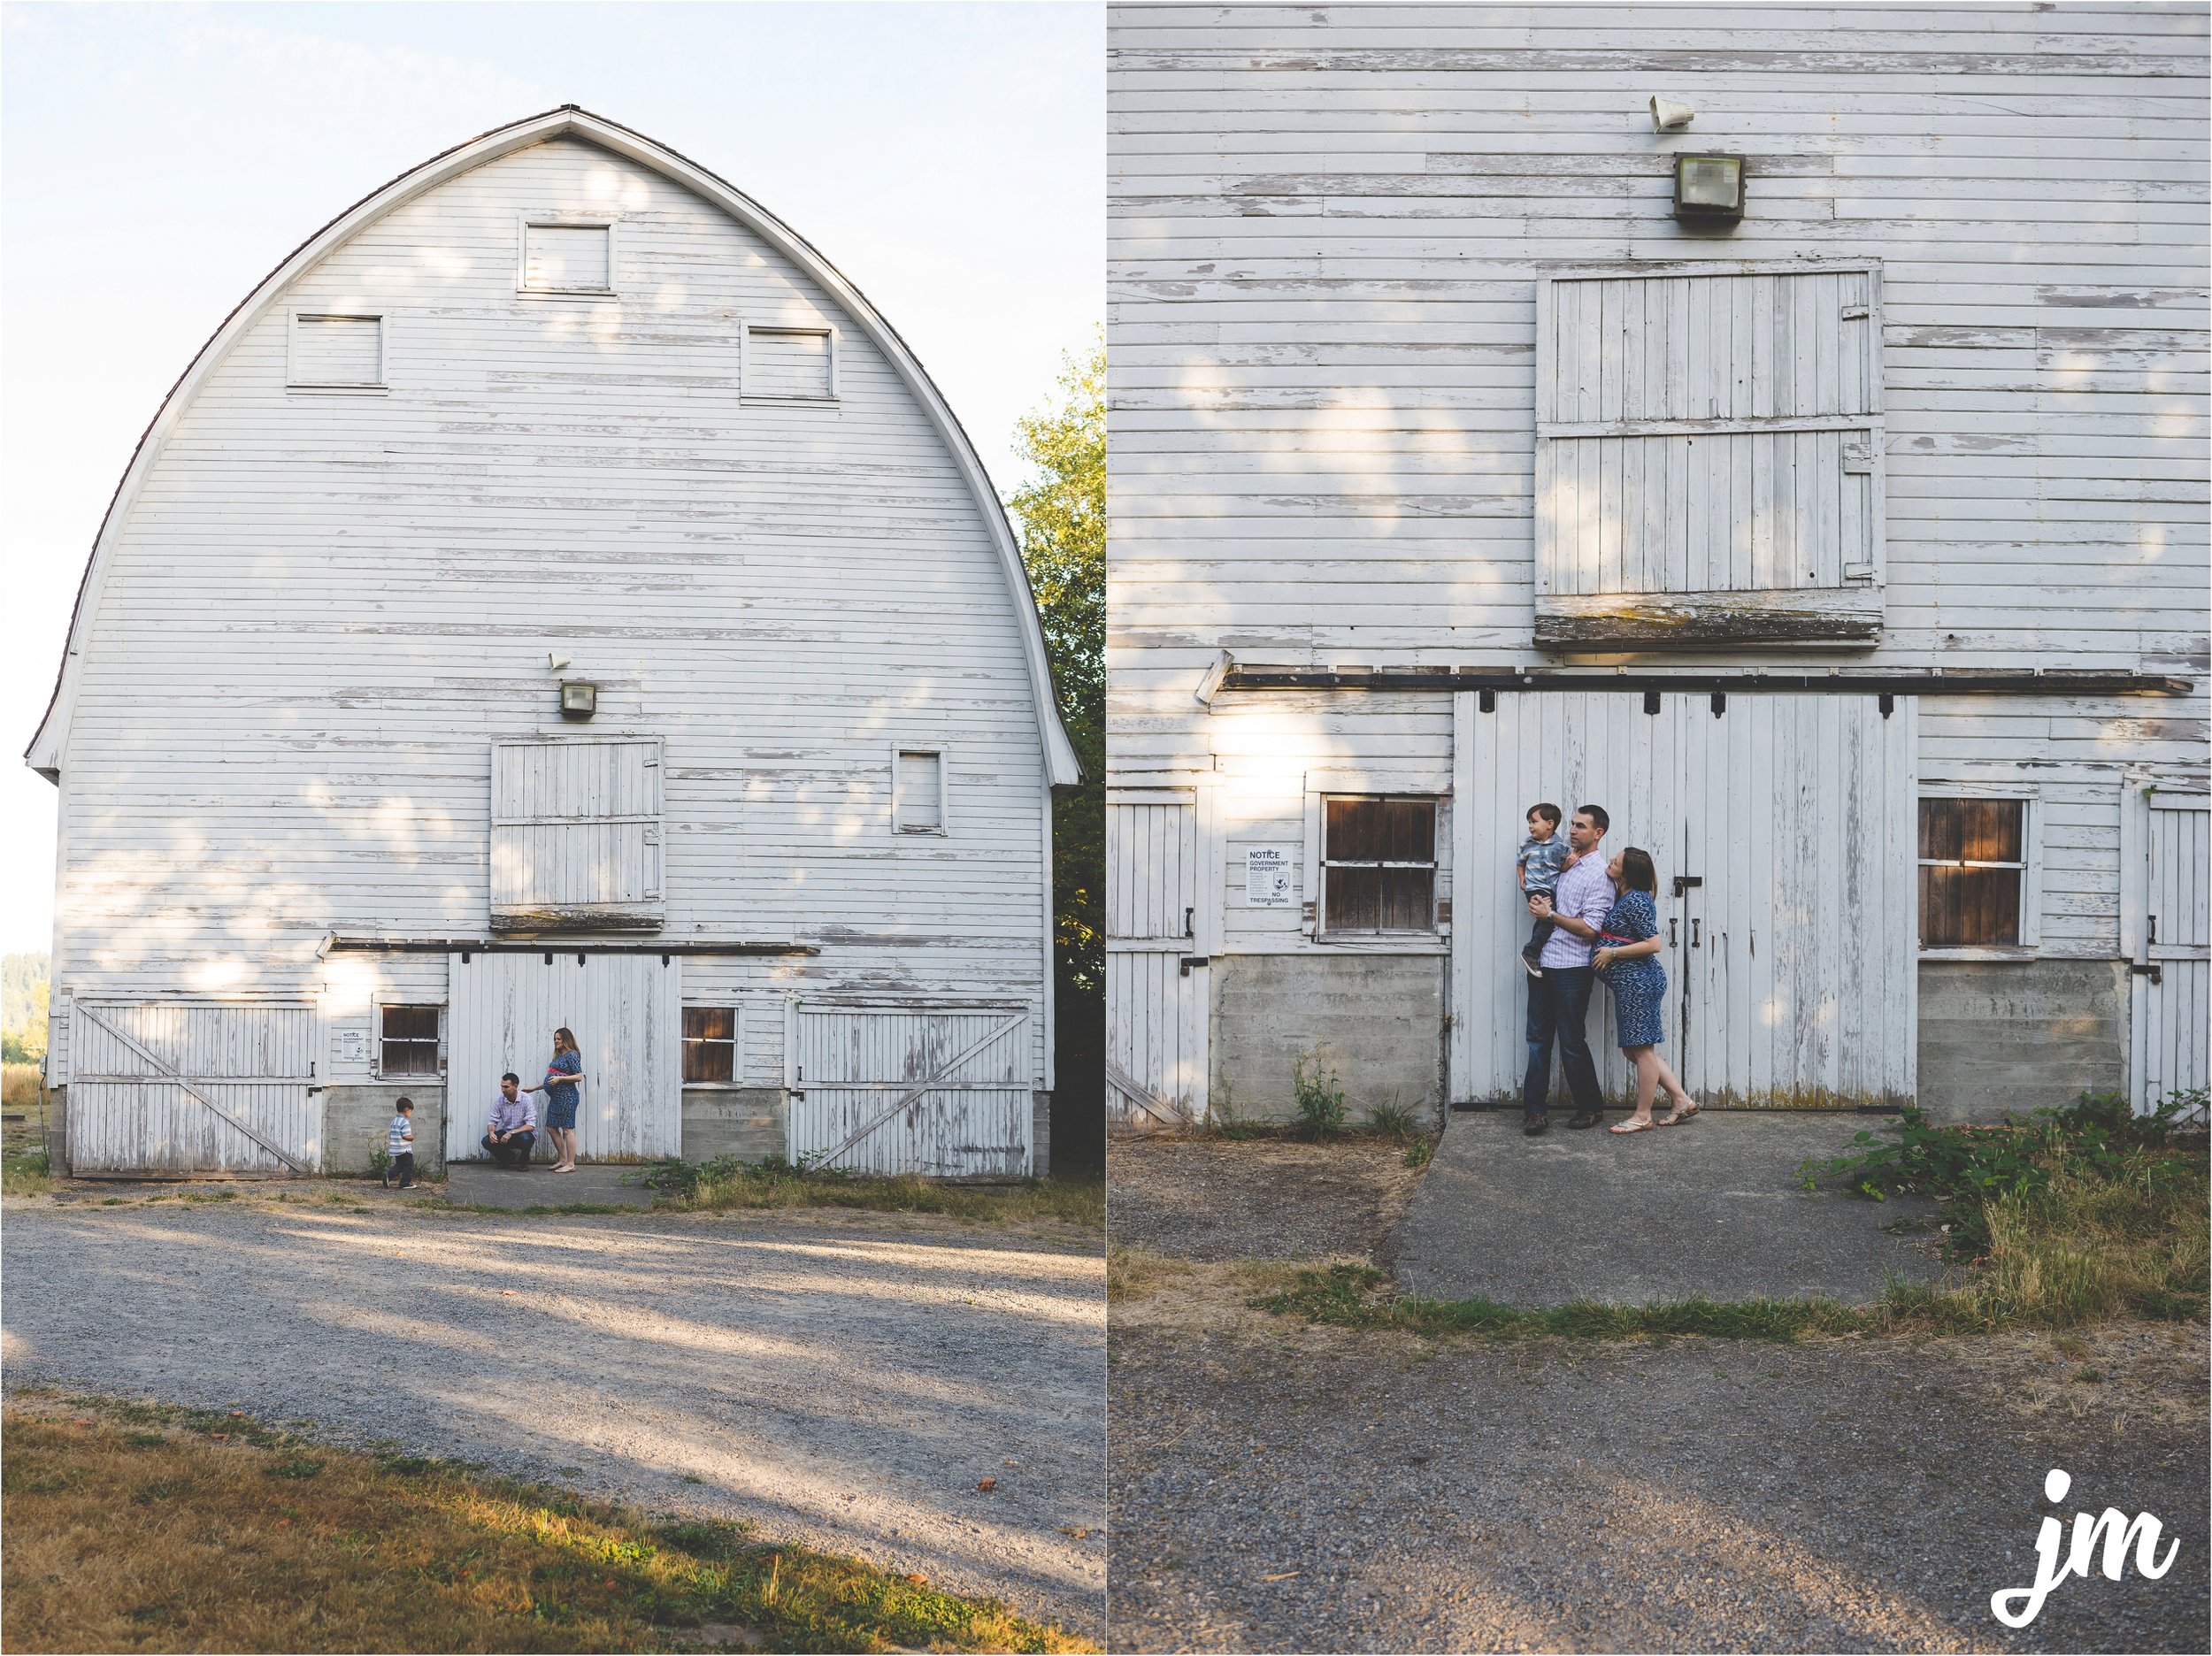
[383,1097,417,1190]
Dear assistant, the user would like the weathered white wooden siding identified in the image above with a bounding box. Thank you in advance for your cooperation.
[68,1000,319,1175]
[444,952,682,1161]
[1449,693,1917,1108]
[32,112,1066,1170]
[787,1002,1033,1176]
[1105,4,2207,1117]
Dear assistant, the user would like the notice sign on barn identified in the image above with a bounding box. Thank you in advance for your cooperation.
[1245,846,1295,907]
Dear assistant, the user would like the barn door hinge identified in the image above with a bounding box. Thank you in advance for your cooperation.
[1179,956,1209,977]
[1840,303,1870,320]
[1843,561,1877,586]
[2131,961,2163,985]
[1841,442,1875,475]
[1671,875,1703,896]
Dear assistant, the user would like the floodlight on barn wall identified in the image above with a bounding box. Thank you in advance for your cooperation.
[1673,155,1745,222]
[559,680,597,720]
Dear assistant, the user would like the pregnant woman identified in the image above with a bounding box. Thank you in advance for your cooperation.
[533,1026,586,1172]
[1591,847,1701,1136]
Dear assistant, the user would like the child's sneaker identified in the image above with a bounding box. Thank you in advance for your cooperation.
[1521,947,1543,978]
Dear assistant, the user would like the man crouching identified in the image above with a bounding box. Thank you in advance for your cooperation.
[481,1073,538,1169]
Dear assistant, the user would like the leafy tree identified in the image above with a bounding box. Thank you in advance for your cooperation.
[2,952,50,1063]
[1006,335,1104,998]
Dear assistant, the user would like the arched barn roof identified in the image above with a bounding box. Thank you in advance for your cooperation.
[25,105,1082,787]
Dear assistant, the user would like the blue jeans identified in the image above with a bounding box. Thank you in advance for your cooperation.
[1523,966,1603,1117]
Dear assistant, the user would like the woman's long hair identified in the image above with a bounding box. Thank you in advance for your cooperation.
[553,1026,578,1055]
[1618,847,1659,893]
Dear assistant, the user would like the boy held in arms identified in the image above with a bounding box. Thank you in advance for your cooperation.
[1517,803,1578,978]
[383,1097,416,1190]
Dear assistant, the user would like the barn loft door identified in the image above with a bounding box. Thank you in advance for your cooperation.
[1105,789,1217,1129]
[444,952,681,1161]
[2127,792,2210,1114]
[1450,692,1916,1109]
[787,1003,1033,1177]
[490,739,664,932]
[67,1001,318,1176]
[1534,264,1885,648]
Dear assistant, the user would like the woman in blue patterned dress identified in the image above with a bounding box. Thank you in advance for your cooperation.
[1591,847,1700,1135]
[527,1026,586,1173]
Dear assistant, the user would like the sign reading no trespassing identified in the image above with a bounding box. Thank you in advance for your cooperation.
[1245,845,1296,907]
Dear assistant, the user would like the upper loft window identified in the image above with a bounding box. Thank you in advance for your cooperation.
[1322,796,1437,934]
[745,325,837,402]
[1919,796,2032,951]
[895,749,945,834]
[519,221,614,295]
[288,312,385,391]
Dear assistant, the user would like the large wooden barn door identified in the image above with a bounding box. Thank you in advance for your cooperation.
[2127,791,2210,1113]
[786,1003,1033,1177]
[1451,692,1916,1109]
[1105,789,1215,1129]
[67,1001,318,1176]
[445,953,681,1162]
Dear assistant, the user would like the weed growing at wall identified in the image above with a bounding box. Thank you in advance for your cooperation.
[1290,1050,1347,1138]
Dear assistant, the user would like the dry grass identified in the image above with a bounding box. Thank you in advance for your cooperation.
[1103,1246,1195,1304]
[4,1062,41,1111]
[2,1397,1092,1654]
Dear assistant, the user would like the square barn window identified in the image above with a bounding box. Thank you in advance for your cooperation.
[682,1007,738,1085]
[288,313,384,388]
[895,749,944,834]
[1919,798,2026,948]
[745,326,836,401]
[380,1005,442,1077]
[521,222,613,294]
[1323,796,1437,933]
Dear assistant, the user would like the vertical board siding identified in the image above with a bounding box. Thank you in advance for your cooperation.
[1452,694,1915,1108]
[1108,799,1197,942]
[2142,797,2211,1107]
[444,952,682,1161]
[68,1001,317,1174]
[1105,952,1206,1127]
[787,1005,1030,1177]
[1539,267,1882,598]
[491,740,664,922]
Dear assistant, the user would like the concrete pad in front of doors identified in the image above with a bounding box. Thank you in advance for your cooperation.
[1391,1109,1946,1307]
[441,1162,657,1210]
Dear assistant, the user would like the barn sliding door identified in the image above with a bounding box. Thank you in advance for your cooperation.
[1450,693,1916,1109]
[787,1003,1033,1177]
[445,953,681,1161]
[1105,789,1215,1128]
[67,1001,318,1176]
[2128,792,2210,1113]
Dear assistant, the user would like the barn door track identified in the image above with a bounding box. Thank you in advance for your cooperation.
[1393,1110,1943,1307]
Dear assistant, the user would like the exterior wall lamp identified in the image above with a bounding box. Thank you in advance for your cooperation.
[1673,154,1746,223]
[558,680,598,720]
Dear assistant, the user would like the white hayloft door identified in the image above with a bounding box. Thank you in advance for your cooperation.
[444,952,682,1162]
[490,740,664,932]
[67,1001,319,1176]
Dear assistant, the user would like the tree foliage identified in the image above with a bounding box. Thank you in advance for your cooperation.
[1006,336,1105,1000]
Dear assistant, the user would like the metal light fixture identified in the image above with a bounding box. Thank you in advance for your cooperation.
[1649,95,1695,131]
[558,680,597,720]
[1673,154,1745,222]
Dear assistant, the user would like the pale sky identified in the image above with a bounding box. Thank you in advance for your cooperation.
[0,0,1102,954]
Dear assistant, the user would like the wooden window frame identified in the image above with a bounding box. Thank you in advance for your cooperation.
[1311,788,1442,942]
[515,217,618,298]
[742,323,840,403]
[286,310,388,393]
[892,744,949,838]
[1917,786,2042,961]
[373,1000,445,1079]
[681,1004,743,1088]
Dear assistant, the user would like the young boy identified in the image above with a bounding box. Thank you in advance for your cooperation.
[1516,803,1575,978]
[384,1097,417,1190]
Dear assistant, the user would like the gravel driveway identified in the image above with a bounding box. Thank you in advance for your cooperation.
[1110,1276,2208,1653]
[2,1200,1105,1637]
[1106,1138,1425,1263]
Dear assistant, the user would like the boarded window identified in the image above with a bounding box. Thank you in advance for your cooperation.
[1534,264,1884,648]
[289,314,383,387]
[490,739,664,932]
[747,326,835,399]
[380,1004,442,1077]
[523,223,612,292]
[1919,798,2025,947]
[681,1007,737,1085]
[1323,797,1436,933]
[895,750,944,833]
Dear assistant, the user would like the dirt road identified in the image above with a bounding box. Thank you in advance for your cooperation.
[2,1199,1105,1637]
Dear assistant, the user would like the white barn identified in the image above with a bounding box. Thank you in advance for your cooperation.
[29,107,1080,1178]
[1105,4,2208,1127]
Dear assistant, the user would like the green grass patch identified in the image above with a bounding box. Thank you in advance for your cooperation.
[641,1156,1103,1230]
[4,1144,51,1198]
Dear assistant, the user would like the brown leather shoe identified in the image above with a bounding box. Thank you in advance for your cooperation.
[1566,1110,1603,1130]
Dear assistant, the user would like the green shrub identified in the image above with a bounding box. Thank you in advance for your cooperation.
[1291,1049,1346,1138]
